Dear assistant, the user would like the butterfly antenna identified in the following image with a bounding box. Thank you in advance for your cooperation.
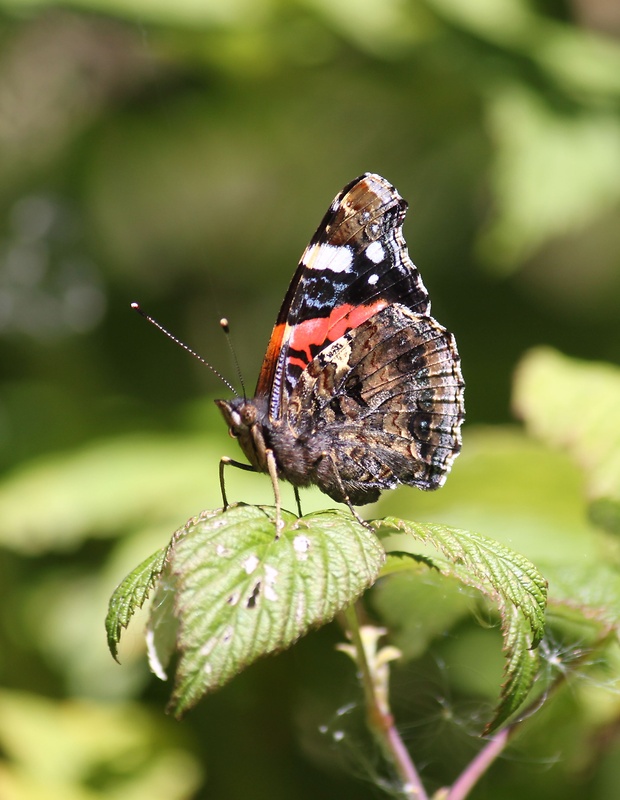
[131,303,239,397]
[219,317,247,401]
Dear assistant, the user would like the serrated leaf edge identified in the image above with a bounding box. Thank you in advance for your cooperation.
[374,517,548,732]
[167,507,384,716]
[106,545,169,661]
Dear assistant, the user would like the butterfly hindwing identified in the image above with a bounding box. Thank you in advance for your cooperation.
[285,305,464,505]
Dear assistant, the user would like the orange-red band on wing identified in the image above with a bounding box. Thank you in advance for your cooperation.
[255,321,286,398]
[256,300,387,406]
[288,299,388,365]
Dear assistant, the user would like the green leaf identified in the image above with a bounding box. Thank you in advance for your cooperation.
[378,427,620,626]
[146,569,181,682]
[429,0,620,98]
[0,433,227,554]
[514,347,620,506]
[106,545,168,661]
[0,690,203,800]
[0,0,263,27]
[151,505,385,717]
[374,518,547,732]
[480,88,620,271]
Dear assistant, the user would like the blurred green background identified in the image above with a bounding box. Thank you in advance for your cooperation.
[0,0,619,798]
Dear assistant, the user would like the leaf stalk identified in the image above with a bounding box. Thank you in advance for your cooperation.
[344,604,429,800]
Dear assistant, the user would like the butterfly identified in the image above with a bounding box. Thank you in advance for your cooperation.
[216,173,464,522]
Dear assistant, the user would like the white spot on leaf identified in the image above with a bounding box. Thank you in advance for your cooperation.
[264,585,278,602]
[264,564,279,601]
[242,554,259,574]
[200,637,217,658]
[293,534,311,560]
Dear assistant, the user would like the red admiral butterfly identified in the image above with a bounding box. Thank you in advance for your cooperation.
[216,173,464,520]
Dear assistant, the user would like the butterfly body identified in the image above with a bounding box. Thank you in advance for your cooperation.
[216,173,464,510]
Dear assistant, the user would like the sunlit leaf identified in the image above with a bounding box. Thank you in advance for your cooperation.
[430,0,620,94]
[147,505,384,716]
[1,0,265,26]
[106,545,168,661]
[0,434,224,554]
[375,518,547,732]
[378,427,620,626]
[307,0,429,56]
[479,86,620,271]
[514,347,620,505]
[0,689,202,800]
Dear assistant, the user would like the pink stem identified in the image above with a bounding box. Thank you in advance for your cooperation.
[447,728,511,800]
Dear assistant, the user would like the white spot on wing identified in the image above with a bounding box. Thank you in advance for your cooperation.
[303,242,353,273]
[367,273,379,286]
[366,240,385,264]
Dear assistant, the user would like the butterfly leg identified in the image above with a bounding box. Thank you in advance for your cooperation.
[293,486,303,518]
[322,452,371,529]
[219,456,256,509]
[265,448,284,534]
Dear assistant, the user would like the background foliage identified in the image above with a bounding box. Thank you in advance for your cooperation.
[0,0,619,798]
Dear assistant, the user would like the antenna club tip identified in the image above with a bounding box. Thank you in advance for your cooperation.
[219,317,230,332]
[131,302,140,310]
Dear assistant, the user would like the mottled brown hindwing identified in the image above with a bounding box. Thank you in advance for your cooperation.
[286,305,464,503]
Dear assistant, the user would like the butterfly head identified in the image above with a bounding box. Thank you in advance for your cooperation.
[215,397,257,437]
[215,397,269,473]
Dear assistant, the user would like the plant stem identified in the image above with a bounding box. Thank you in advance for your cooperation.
[446,728,511,800]
[344,604,429,800]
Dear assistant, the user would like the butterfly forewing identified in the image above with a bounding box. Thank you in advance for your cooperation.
[255,173,431,420]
